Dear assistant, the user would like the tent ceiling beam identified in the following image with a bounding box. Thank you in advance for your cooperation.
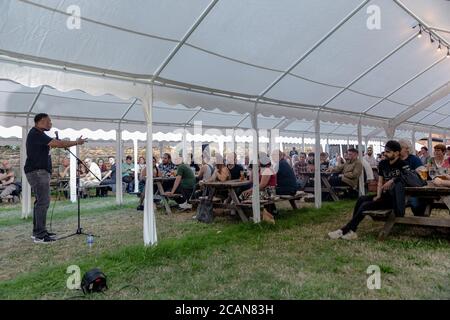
[185,107,203,126]
[256,0,370,100]
[322,33,417,107]
[150,0,219,81]
[363,56,447,114]
[390,81,450,128]
[119,98,139,122]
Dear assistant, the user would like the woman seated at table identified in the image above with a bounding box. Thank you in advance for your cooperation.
[207,154,231,182]
[241,153,277,221]
[428,144,450,173]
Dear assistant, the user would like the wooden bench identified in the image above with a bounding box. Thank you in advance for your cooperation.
[365,209,450,240]
[238,191,308,210]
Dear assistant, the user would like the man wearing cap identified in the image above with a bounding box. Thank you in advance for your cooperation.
[328,140,408,240]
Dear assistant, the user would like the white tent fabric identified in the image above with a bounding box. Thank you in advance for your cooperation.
[0,0,449,246]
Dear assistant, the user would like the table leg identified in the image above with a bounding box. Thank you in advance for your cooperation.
[322,176,339,202]
[442,196,450,212]
[156,181,172,215]
[229,188,248,222]
[378,211,396,240]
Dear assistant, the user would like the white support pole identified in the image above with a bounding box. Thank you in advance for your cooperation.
[231,129,236,154]
[20,126,31,218]
[69,146,77,203]
[428,132,433,156]
[116,126,123,205]
[302,134,305,152]
[314,116,322,209]
[133,139,139,193]
[182,128,188,163]
[143,87,157,246]
[358,121,365,196]
[251,108,261,223]
[411,130,416,153]
[326,136,329,154]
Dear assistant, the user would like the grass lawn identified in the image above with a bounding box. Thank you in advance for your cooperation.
[0,195,449,299]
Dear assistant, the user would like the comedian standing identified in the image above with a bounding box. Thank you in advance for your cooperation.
[25,113,87,243]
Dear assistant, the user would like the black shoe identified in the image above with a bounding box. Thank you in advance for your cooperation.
[137,205,144,211]
[34,235,56,243]
[47,232,57,239]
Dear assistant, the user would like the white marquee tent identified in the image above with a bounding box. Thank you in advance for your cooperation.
[0,0,449,245]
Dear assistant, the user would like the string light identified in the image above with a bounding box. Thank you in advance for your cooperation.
[415,24,450,57]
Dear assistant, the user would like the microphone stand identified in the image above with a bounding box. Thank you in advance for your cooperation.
[58,143,101,240]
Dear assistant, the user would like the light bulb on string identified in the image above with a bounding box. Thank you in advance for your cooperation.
[430,33,434,43]
[447,47,450,58]
[417,26,422,38]
[437,41,442,52]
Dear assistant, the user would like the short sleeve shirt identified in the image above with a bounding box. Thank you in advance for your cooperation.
[24,127,53,174]
[176,164,196,189]
[378,158,409,182]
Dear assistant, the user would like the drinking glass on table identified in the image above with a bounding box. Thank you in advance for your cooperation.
[429,168,437,180]
[418,168,428,181]
[240,170,245,181]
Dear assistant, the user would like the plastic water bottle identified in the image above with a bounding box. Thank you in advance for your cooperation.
[87,235,94,248]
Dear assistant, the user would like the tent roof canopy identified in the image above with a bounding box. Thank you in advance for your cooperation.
[0,0,448,136]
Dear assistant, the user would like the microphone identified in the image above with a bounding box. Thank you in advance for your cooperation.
[55,131,60,141]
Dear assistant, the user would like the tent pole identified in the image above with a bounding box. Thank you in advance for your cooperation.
[428,132,433,156]
[314,114,322,209]
[143,86,157,246]
[20,126,30,218]
[302,134,305,153]
[411,130,416,152]
[134,138,139,193]
[251,105,261,223]
[69,145,77,203]
[358,120,365,196]
[116,125,123,205]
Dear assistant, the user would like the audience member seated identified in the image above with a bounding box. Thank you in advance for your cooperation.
[97,158,107,175]
[241,152,277,221]
[158,153,177,192]
[138,157,146,178]
[306,152,315,172]
[0,160,18,203]
[293,152,309,189]
[122,155,135,193]
[164,154,196,211]
[207,154,231,182]
[272,150,298,196]
[328,141,407,240]
[363,146,377,168]
[189,153,200,173]
[428,144,450,173]
[328,148,362,191]
[419,146,430,166]
[226,152,244,180]
[197,153,214,182]
[80,158,102,189]
[99,157,116,195]
[320,152,330,171]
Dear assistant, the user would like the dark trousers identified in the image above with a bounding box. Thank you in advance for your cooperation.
[26,170,51,238]
[174,186,194,204]
[341,194,392,234]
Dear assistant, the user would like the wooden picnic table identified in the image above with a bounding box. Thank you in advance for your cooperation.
[366,184,450,239]
[303,172,340,201]
[201,179,308,222]
[202,179,252,222]
[153,176,176,214]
